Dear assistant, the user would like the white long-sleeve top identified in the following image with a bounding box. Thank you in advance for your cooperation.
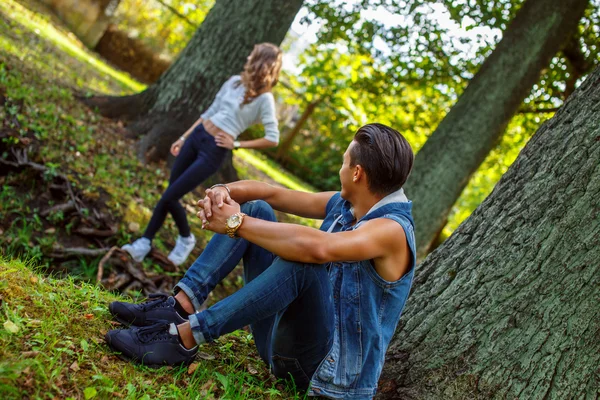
[200,75,279,143]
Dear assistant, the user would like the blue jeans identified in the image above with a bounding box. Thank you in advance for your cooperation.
[175,201,335,389]
[143,124,228,240]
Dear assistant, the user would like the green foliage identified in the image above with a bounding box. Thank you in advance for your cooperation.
[304,0,600,104]
[113,0,214,57]
[273,0,599,236]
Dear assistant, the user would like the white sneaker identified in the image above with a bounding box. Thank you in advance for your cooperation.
[121,238,151,262]
[168,234,196,266]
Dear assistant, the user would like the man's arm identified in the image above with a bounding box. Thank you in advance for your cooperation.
[203,200,409,280]
[202,180,336,220]
[237,216,402,263]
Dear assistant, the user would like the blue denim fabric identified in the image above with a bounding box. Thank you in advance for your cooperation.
[309,191,417,399]
[143,124,228,240]
[175,201,335,390]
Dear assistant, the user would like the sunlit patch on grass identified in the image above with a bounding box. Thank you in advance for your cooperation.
[236,149,316,193]
[0,0,144,93]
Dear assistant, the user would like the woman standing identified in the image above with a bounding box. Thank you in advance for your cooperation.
[122,43,282,266]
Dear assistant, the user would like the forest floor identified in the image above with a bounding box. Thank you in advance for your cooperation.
[0,0,317,398]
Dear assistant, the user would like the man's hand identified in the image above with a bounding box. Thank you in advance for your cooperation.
[197,186,232,221]
[198,199,241,234]
[197,187,240,233]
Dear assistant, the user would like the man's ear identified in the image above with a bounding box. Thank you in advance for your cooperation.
[353,164,364,183]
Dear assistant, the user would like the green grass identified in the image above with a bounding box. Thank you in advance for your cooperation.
[0,0,144,93]
[0,259,307,399]
[236,149,316,193]
[0,1,320,397]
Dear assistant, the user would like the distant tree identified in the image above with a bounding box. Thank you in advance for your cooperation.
[378,65,600,400]
[296,0,598,242]
[403,0,589,256]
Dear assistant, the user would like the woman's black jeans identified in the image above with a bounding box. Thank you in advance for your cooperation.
[143,124,228,240]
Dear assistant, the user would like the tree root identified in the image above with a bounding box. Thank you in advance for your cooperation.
[75,226,118,237]
[77,92,151,121]
[97,247,182,297]
[49,246,111,258]
[2,140,181,298]
[40,201,76,217]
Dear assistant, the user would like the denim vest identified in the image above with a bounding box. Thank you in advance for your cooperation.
[309,189,416,399]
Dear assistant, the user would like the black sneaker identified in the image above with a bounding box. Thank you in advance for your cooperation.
[105,322,198,367]
[109,294,188,327]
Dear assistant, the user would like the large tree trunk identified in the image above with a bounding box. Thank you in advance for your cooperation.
[405,0,589,257]
[378,66,600,399]
[86,0,303,170]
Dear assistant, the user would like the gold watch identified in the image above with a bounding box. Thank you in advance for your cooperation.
[225,212,246,238]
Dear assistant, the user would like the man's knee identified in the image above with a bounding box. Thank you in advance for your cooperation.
[241,200,276,222]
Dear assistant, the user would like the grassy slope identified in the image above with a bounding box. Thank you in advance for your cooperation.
[0,0,316,398]
[0,0,317,266]
[0,259,303,399]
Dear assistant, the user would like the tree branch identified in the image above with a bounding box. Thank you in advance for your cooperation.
[561,33,592,99]
[154,0,198,28]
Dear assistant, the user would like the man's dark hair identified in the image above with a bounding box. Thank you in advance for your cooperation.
[350,123,414,196]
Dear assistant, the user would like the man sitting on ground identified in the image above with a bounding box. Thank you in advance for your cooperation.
[105,123,416,399]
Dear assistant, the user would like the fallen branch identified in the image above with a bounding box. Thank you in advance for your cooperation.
[40,201,76,217]
[149,249,178,272]
[2,148,109,228]
[97,246,119,283]
[4,148,85,215]
[76,226,118,237]
[123,280,142,293]
[123,261,157,292]
[102,272,131,291]
[50,246,110,258]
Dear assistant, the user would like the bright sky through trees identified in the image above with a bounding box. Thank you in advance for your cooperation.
[283,1,501,73]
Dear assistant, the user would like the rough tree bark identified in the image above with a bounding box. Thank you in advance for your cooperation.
[377,67,600,399]
[405,0,589,257]
[86,0,303,170]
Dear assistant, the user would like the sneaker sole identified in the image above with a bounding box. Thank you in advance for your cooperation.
[105,334,196,368]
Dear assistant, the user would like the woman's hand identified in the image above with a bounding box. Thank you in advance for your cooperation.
[215,133,235,149]
[171,138,185,156]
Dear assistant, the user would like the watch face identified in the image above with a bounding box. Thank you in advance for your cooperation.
[227,214,241,228]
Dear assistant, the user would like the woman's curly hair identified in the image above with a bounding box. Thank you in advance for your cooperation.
[237,43,283,105]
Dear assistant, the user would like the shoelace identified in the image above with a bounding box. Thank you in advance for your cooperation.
[136,322,173,343]
[140,294,171,311]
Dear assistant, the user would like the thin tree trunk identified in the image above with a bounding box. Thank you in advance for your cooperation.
[378,66,600,399]
[562,33,593,99]
[275,99,321,161]
[405,0,589,257]
[85,0,303,168]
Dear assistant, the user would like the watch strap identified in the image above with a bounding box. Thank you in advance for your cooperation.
[225,212,246,238]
